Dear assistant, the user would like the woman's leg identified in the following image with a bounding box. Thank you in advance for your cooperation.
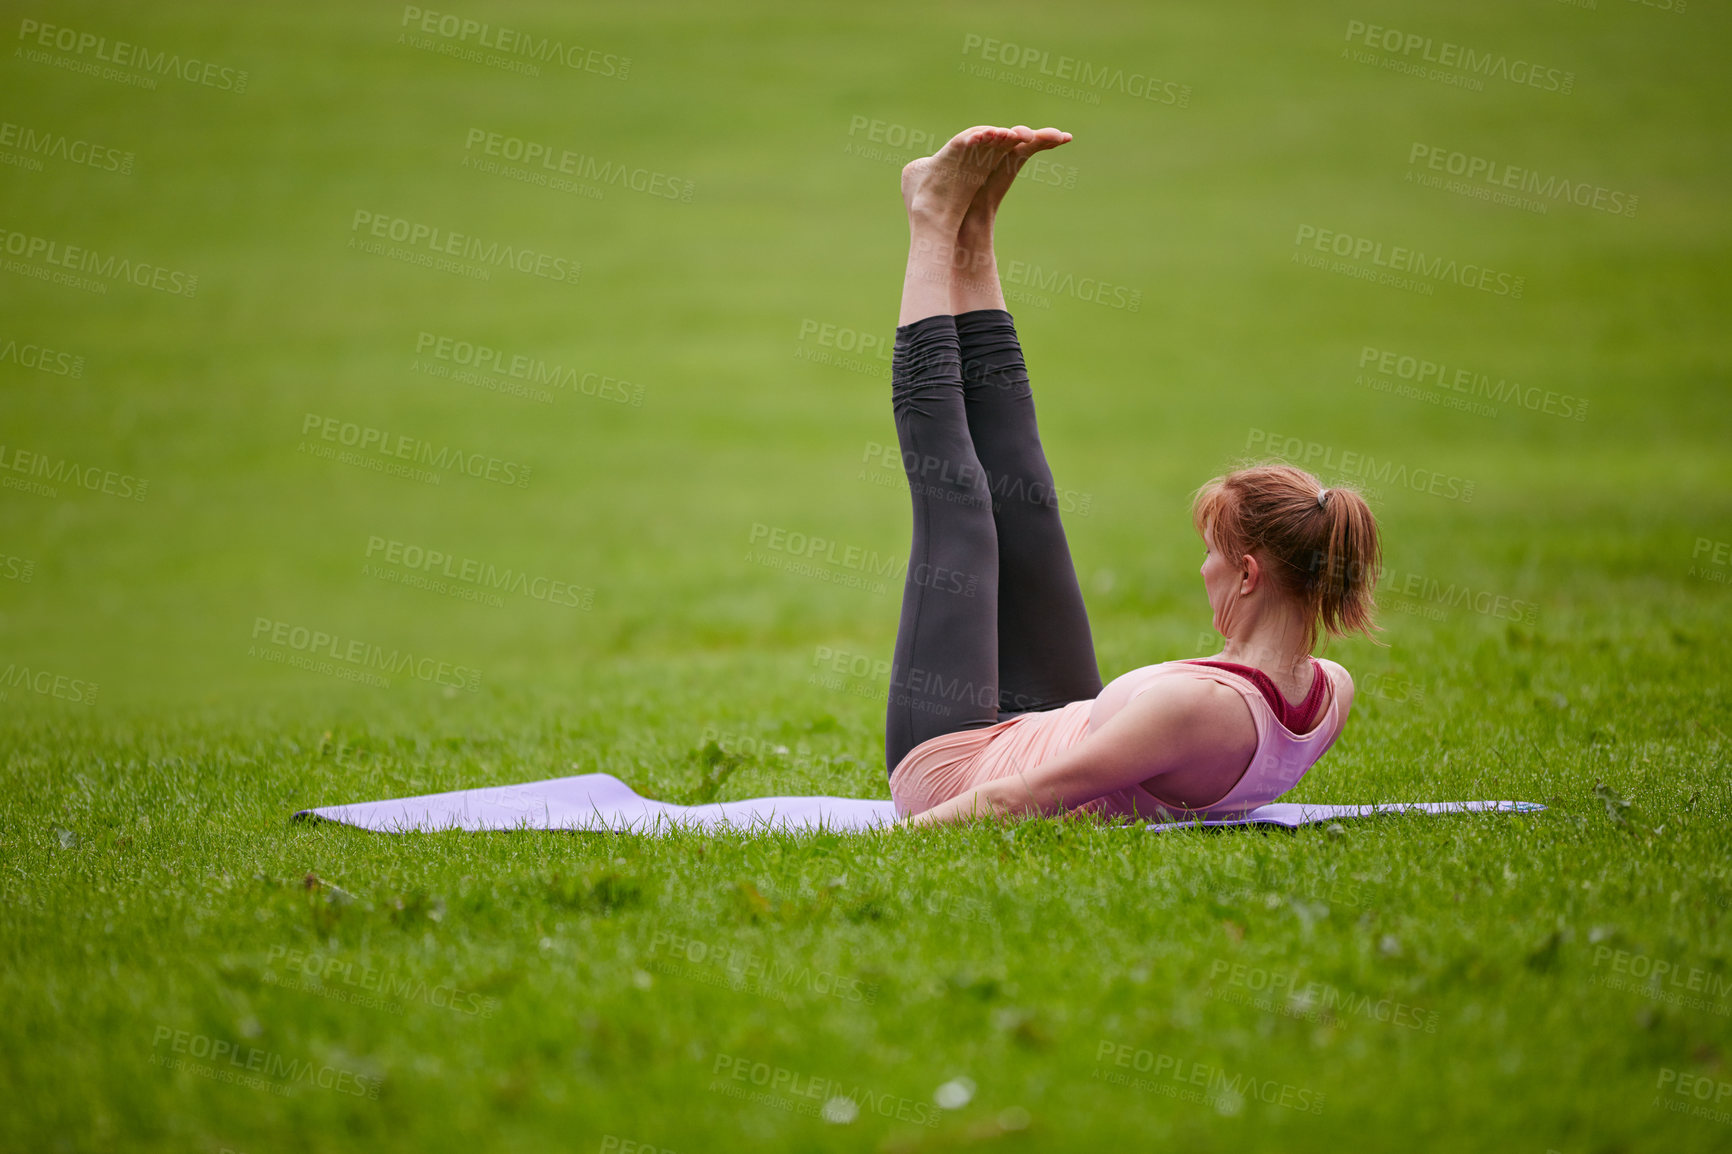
[955,310,1104,714]
[949,131,1105,715]
[885,128,1024,775]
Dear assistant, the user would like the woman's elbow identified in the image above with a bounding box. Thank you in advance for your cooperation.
[970,778,1020,819]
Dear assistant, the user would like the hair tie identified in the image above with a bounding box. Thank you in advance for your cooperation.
[1317,488,1330,507]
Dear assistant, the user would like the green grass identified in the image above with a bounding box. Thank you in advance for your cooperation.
[3,0,1731,1149]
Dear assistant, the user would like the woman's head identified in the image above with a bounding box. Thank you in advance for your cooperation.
[1191,463,1381,651]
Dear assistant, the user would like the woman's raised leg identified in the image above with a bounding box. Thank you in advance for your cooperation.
[884,127,1022,775]
[949,130,1105,715]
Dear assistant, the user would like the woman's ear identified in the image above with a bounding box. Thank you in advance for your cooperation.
[1239,553,1261,595]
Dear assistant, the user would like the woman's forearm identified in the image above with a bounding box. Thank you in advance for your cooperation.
[906,774,1050,826]
[908,786,993,826]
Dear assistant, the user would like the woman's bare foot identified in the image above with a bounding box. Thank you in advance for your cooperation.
[959,126,1071,239]
[900,126,1025,233]
[942,127,1070,314]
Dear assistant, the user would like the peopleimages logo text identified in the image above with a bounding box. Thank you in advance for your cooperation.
[250,617,482,691]
[463,129,691,201]
[0,227,197,296]
[1246,429,1475,503]
[0,120,134,173]
[1407,143,1635,218]
[150,1026,381,1098]
[365,536,592,608]
[350,210,580,284]
[1294,225,1523,298]
[399,6,630,77]
[0,443,148,500]
[16,18,250,91]
[1342,20,1573,94]
[961,34,1191,106]
[299,412,532,488]
[1358,345,1587,421]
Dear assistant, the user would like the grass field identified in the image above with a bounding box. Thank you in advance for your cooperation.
[3,0,1731,1150]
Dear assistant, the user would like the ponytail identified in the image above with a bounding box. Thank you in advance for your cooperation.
[1311,486,1381,646]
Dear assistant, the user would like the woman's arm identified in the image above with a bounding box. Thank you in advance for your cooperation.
[904,677,1255,826]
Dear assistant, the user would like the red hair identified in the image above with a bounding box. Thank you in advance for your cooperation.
[1191,462,1382,650]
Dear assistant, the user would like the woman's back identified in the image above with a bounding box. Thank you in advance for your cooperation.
[1083,658,1351,817]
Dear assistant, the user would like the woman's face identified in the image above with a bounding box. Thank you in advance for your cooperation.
[1200,523,1245,635]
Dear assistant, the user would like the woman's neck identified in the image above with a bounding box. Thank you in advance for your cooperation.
[1216,614,1312,684]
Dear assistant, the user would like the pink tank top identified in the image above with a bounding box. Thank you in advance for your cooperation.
[888,658,1350,821]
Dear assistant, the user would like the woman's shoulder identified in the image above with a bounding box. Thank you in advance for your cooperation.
[1098,669,1258,756]
[1092,659,1251,732]
[1312,656,1355,713]
[1115,665,1259,730]
[1312,655,1352,683]
[1106,657,1224,684]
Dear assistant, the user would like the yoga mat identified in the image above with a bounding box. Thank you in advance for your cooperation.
[293,772,1545,835]
[1139,799,1546,833]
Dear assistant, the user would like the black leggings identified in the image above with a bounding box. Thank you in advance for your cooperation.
[884,310,1103,775]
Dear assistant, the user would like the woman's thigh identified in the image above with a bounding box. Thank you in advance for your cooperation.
[884,314,1004,772]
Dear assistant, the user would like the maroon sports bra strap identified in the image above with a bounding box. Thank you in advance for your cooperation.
[1183,658,1326,733]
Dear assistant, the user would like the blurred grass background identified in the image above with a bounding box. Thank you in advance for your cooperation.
[3,0,1725,702]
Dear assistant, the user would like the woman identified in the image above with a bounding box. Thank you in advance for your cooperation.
[885,125,1381,827]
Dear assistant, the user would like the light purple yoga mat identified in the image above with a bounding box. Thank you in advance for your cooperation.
[292,772,1545,835]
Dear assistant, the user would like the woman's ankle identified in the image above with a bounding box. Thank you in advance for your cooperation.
[956,218,994,253]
